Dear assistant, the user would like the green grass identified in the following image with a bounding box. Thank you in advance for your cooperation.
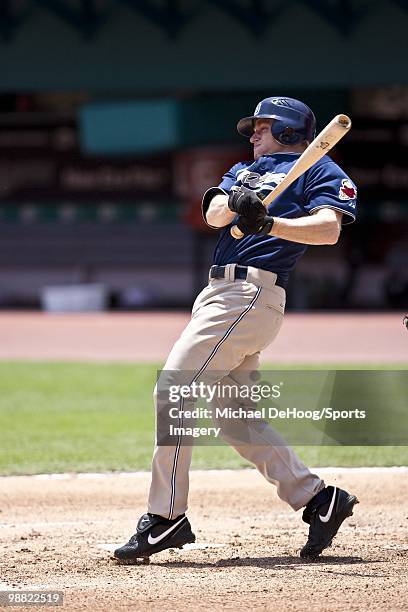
[0,362,407,475]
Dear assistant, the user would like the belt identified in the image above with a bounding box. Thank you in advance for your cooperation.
[209,265,286,289]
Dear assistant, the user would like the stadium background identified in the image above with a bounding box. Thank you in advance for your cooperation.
[0,2,407,610]
[0,0,407,311]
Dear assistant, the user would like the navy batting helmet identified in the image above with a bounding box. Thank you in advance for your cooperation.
[237,97,316,146]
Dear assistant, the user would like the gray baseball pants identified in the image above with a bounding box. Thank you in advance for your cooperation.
[148,264,324,519]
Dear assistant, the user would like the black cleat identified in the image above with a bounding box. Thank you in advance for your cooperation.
[114,513,195,564]
[300,485,359,559]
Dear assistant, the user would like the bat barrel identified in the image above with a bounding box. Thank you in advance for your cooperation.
[336,114,352,129]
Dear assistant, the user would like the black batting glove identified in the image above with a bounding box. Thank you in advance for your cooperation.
[257,215,275,235]
[236,216,262,236]
[228,186,265,220]
[236,214,275,237]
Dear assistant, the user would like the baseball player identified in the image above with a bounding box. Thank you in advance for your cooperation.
[114,97,359,563]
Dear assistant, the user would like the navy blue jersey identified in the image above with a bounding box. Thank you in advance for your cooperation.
[202,153,357,286]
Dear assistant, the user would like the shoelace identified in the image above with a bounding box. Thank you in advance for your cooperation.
[128,533,139,544]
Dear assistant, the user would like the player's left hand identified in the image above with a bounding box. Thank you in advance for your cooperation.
[236,214,274,236]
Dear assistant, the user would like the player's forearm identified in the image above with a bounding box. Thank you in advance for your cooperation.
[268,211,341,245]
[206,195,236,228]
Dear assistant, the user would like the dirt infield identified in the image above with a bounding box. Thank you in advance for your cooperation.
[1,469,407,611]
[0,311,407,363]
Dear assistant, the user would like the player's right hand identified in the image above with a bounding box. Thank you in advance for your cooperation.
[228,186,265,219]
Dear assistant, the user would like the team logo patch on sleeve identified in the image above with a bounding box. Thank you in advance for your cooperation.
[339,179,357,201]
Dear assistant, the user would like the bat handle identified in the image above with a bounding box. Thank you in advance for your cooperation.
[230,224,244,239]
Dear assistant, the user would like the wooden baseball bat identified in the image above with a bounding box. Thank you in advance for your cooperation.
[230,114,352,239]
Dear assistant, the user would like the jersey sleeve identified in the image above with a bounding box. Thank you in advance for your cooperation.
[218,162,247,191]
[201,162,247,228]
[303,160,357,225]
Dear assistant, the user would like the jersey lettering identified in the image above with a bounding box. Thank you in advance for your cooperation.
[236,169,287,192]
[236,170,262,188]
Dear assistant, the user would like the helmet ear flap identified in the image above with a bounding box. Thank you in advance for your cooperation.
[272,124,301,146]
